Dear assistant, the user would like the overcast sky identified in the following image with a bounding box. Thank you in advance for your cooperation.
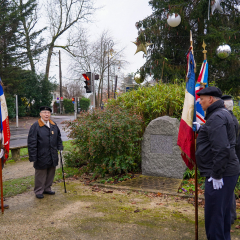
[48,0,153,83]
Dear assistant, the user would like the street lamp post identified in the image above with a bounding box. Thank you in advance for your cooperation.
[59,50,63,114]
[105,40,114,99]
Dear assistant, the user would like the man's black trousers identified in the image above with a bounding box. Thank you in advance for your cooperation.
[205,175,238,240]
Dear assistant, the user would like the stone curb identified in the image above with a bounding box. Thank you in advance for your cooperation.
[89,182,205,200]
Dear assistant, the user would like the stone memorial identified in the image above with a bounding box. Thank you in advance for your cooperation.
[142,116,186,179]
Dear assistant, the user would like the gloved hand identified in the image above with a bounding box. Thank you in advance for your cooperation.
[0,149,4,158]
[193,122,201,131]
[208,177,224,190]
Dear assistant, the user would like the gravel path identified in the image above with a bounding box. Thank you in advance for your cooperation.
[1,161,240,239]
[3,160,34,181]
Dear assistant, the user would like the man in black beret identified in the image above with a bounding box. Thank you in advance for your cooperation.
[221,95,240,225]
[195,87,240,240]
[28,106,63,199]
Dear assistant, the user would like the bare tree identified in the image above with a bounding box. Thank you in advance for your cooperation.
[65,80,85,99]
[44,0,95,79]
[69,30,128,107]
[14,0,47,72]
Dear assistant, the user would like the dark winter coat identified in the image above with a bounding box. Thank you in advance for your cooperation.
[28,119,63,170]
[230,110,240,161]
[196,100,240,179]
[229,110,239,142]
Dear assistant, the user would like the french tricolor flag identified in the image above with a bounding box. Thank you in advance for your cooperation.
[177,50,196,170]
[0,78,10,162]
[195,60,208,124]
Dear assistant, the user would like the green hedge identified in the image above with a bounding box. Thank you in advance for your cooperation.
[108,83,185,127]
[63,99,74,113]
[80,97,90,111]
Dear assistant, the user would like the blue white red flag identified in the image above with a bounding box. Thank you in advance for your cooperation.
[177,49,196,170]
[195,60,208,124]
[0,78,10,162]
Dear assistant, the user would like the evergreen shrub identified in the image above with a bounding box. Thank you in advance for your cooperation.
[63,99,74,113]
[108,82,185,127]
[6,97,15,119]
[233,105,240,122]
[64,106,143,176]
[80,97,90,111]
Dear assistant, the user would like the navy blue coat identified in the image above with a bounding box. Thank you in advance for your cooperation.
[196,100,240,179]
[28,119,63,170]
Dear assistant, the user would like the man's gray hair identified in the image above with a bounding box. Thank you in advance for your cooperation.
[224,99,233,111]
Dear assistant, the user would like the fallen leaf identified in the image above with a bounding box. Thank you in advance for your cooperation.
[157,192,162,196]
[104,190,113,193]
[134,209,140,213]
[131,202,136,204]
[156,203,163,205]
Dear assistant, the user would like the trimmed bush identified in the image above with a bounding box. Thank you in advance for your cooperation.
[64,106,143,176]
[233,105,240,122]
[63,99,74,113]
[6,97,15,119]
[108,83,185,127]
[80,97,90,111]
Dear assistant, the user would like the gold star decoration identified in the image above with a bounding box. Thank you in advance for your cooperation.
[133,42,153,55]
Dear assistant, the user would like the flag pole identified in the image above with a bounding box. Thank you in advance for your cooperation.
[0,157,3,214]
[194,135,198,240]
[190,30,198,240]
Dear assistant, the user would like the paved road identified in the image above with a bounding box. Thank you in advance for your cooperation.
[10,115,74,148]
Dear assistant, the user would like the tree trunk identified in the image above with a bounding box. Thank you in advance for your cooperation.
[20,0,35,73]
[45,43,54,79]
[97,77,101,107]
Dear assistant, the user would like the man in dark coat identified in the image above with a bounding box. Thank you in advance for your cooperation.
[28,106,63,199]
[222,95,240,225]
[195,87,240,240]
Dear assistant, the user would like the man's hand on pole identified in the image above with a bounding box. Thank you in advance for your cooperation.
[193,122,201,131]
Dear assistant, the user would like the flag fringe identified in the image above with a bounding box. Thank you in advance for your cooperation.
[178,146,196,170]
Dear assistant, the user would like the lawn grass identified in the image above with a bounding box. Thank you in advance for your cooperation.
[63,140,75,151]
[3,167,81,198]
[3,175,34,198]
[2,140,79,197]
[54,167,81,181]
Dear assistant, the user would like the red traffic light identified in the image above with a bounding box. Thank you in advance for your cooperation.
[82,74,89,81]
[72,97,75,102]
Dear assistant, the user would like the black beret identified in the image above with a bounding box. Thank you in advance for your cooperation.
[40,106,52,112]
[197,86,222,98]
[221,95,233,101]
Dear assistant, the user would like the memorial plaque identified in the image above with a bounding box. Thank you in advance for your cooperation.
[142,116,186,179]
[150,135,172,154]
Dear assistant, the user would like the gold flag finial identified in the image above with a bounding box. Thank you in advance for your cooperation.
[202,40,207,60]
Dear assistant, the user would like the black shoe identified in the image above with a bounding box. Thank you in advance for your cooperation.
[0,204,9,209]
[43,191,55,195]
[36,194,44,199]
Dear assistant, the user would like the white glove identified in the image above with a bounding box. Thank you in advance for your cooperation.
[193,122,201,131]
[208,177,224,190]
[0,149,4,158]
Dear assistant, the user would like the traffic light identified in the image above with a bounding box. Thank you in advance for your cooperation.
[72,97,75,103]
[82,72,92,93]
